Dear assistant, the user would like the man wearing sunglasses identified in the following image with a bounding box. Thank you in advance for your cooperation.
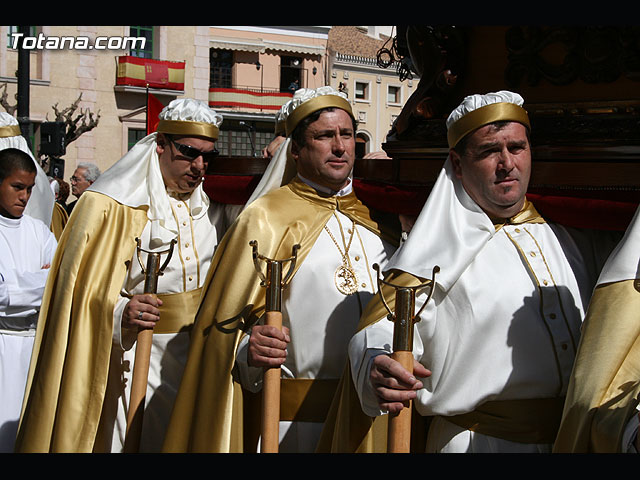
[17,99,234,453]
[159,136,219,193]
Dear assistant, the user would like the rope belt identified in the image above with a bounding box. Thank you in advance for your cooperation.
[279,378,339,423]
[153,288,203,334]
[445,397,566,444]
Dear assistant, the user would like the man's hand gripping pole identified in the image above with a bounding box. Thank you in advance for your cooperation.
[124,237,176,453]
[373,263,439,453]
[250,240,300,453]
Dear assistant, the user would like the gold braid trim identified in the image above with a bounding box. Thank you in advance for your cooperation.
[0,125,22,138]
[285,95,354,136]
[280,378,339,422]
[447,102,530,148]
[154,288,203,334]
[447,397,566,444]
[157,120,219,140]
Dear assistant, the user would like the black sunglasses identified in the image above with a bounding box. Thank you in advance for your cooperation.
[169,137,219,162]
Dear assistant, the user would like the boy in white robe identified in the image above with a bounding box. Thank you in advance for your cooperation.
[0,148,57,452]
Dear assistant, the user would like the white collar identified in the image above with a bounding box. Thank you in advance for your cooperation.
[0,213,22,228]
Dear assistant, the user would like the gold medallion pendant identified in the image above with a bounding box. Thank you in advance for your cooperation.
[335,263,358,295]
[325,214,361,296]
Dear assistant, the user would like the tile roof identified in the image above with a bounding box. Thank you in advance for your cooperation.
[327,26,392,59]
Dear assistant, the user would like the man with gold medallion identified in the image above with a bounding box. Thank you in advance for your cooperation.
[163,86,398,453]
[16,99,233,452]
[321,91,620,453]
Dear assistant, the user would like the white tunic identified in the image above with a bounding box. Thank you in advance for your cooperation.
[0,213,57,452]
[234,178,396,452]
[101,194,227,453]
[350,221,599,453]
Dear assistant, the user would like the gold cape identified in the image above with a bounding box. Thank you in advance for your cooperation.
[553,278,640,453]
[316,200,547,453]
[16,191,150,452]
[316,269,429,453]
[162,177,397,452]
[49,201,69,241]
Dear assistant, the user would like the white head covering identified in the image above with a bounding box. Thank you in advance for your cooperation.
[244,86,354,207]
[88,98,223,248]
[446,90,530,148]
[0,112,55,225]
[597,205,640,285]
[384,90,531,292]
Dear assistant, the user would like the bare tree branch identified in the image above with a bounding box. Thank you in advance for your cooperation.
[1,87,101,168]
[51,93,101,145]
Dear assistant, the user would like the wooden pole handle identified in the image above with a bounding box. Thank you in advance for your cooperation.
[387,350,414,453]
[260,310,282,453]
[123,295,156,453]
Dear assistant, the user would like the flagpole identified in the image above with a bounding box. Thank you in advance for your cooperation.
[145,84,150,134]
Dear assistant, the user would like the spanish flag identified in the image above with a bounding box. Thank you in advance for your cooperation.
[117,56,185,91]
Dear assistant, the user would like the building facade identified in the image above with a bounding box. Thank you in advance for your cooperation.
[207,26,329,158]
[0,25,415,195]
[0,25,205,179]
[327,26,416,157]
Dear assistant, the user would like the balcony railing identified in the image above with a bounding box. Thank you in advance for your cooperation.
[209,87,293,111]
[116,55,185,91]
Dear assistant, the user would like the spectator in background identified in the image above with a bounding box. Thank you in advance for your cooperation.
[67,162,101,215]
[55,177,70,210]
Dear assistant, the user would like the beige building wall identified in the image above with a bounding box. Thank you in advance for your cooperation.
[208,26,328,93]
[207,26,328,120]
[0,25,199,187]
[329,63,416,155]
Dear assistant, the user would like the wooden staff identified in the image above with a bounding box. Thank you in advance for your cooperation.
[374,263,439,453]
[250,240,299,453]
[124,238,176,453]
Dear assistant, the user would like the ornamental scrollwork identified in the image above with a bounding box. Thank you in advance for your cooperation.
[505,26,640,87]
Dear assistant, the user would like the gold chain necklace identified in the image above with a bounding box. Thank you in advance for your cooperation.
[324,214,359,295]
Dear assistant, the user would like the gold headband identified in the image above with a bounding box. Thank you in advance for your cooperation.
[447,102,530,148]
[0,125,22,138]
[274,119,286,136]
[285,95,354,136]
[157,119,219,140]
